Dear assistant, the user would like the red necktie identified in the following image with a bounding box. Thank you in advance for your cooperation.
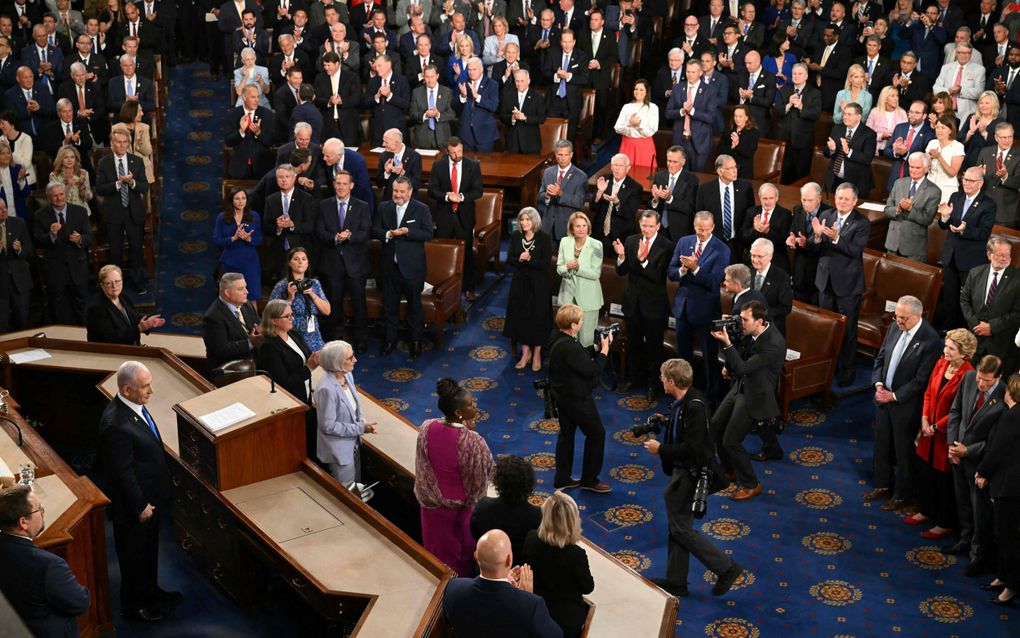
[638,237,649,261]
[973,389,985,415]
[557,169,564,185]
[761,210,770,226]
[900,127,916,177]
[450,161,459,212]
[997,151,1004,172]
[693,240,703,260]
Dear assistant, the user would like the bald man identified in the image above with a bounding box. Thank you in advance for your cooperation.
[442,530,563,638]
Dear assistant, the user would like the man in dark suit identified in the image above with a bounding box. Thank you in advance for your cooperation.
[577,8,617,140]
[397,19,434,75]
[232,9,270,66]
[714,24,748,82]
[807,24,850,111]
[275,122,322,172]
[404,33,445,91]
[522,9,560,75]
[893,50,934,106]
[882,101,934,189]
[106,55,155,116]
[270,33,311,90]
[778,2,817,59]
[0,198,31,331]
[651,48,686,111]
[21,24,62,94]
[117,1,163,55]
[96,128,150,292]
[698,0,732,45]
[0,36,20,93]
[225,84,275,179]
[668,211,730,399]
[363,54,409,146]
[812,182,870,386]
[865,295,942,513]
[613,211,673,400]
[938,167,997,329]
[443,529,563,637]
[591,153,642,253]
[40,97,93,177]
[695,154,753,262]
[947,355,1006,572]
[6,65,55,136]
[731,51,775,132]
[543,29,588,141]
[455,56,499,152]
[58,61,106,145]
[665,59,715,172]
[317,138,374,209]
[989,43,1020,133]
[856,36,893,103]
[650,145,699,242]
[491,43,529,97]
[316,170,371,350]
[905,7,946,76]
[98,360,181,622]
[499,68,545,154]
[202,273,261,368]
[774,63,821,184]
[372,176,434,357]
[263,163,317,275]
[748,238,794,338]
[786,181,829,305]
[740,183,792,271]
[960,237,1020,373]
[979,123,1020,228]
[377,128,422,202]
[33,182,89,325]
[216,0,263,75]
[0,484,91,636]
[429,137,482,298]
[822,102,877,196]
[314,53,362,146]
[409,64,455,150]
[711,300,786,500]
[507,0,547,38]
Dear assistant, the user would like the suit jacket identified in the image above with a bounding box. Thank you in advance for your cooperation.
[115,17,162,52]
[960,264,1020,370]
[363,73,410,145]
[947,371,1007,468]
[442,576,563,638]
[814,43,850,110]
[263,188,317,264]
[739,205,792,271]
[723,321,785,420]
[95,152,148,225]
[313,69,363,145]
[755,265,794,335]
[651,64,684,111]
[315,149,374,209]
[813,209,870,297]
[773,84,821,150]
[989,64,1020,135]
[269,50,311,88]
[667,234,729,325]
[822,122,877,195]
[5,82,55,135]
[976,404,1020,498]
[540,163,586,236]
[32,204,90,287]
[779,17,817,59]
[979,145,1020,227]
[0,164,30,220]
[591,175,642,249]
[577,29,618,91]
[256,330,312,403]
[429,156,483,234]
[896,69,933,108]
[872,318,942,422]
[731,68,776,131]
[20,42,64,89]
[555,236,603,311]
[522,23,561,71]
[314,370,366,467]
[377,147,423,201]
[905,21,946,78]
[881,121,936,189]
[106,74,155,114]
[664,78,715,151]
[233,28,271,66]
[97,395,169,524]
[315,196,372,279]
[275,140,323,172]
[87,293,145,345]
[0,533,90,638]
[40,116,94,172]
[933,60,985,121]
[714,41,748,80]
[541,45,589,114]
[695,178,753,260]
[855,54,893,102]
[0,214,31,296]
[882,175,940,261]
[499,87,545,154]
[454,75,500,146]
[201,297,260,368]
[224,104,275,179]
[522,529,594,635]
[616,232,674,321]
[409,83,456,149]
[938,190,996,272]
[650,168,699,241]
[371,198,434,281]
[0,53,19,92]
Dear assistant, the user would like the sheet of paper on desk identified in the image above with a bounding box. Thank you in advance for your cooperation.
[858,202,885,212]
[199,402,256,432]
[369,147,385,153]
[9,349,51,364]
[417,149,440,156]
[786,349,801,361]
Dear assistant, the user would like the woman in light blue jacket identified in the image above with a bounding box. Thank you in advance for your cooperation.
[315,340,376,486]
[556,212,603,348]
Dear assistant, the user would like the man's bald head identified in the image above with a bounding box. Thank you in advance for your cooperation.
[475,529,513,577]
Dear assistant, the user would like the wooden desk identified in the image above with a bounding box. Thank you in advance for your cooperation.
[358,145,548,207]
[0,391,112,638]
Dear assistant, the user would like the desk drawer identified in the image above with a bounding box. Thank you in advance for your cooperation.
[178,420,218,486]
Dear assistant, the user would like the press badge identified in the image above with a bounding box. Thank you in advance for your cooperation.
[307,316,317,333]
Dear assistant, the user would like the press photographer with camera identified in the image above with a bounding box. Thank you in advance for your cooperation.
[711,300,786,501]
[642,358,744,598]
[546,304,613,494]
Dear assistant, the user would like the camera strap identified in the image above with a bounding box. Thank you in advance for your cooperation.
[684,397,729,494]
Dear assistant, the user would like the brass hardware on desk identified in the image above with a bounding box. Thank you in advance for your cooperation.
[302,526,312,533]
[290,577,306,589]
[201,502,211,515]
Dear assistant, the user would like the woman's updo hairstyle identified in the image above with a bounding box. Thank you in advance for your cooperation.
[436,377,469,421]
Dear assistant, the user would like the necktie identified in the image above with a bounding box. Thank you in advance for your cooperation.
[557,169,564,185]
[952,65,964,108]
[282,192,290,217]
[723,186,732,239]
[1007,69,1016,90]
[118,158,129,207]
[833,129,852,175]
[450,162,459,211]
[987,270,1000,305]
[867,58,874,80]
[65,123,71,137]
[428,89,436,130]
[337,200,347,228]
[131,22,136,37]
[92,36,97,53]
[395,205,405,229]
[235,307,246,328]
[754,272,763,290]
[542,28,549,40]
[693,240,703,260]
[667,173,676,195]
[909,181,917,197]
[603,188,614,235]
[900,127,916,177]
[835,216,844,232]
[761,209,770,226]
[41,47,47,64]
[141,406,160,441]
[638,237,649,261]
[77,85,85,111]
[997,151,1005,172]
[962,197,972,219]
[558,53,568,98]
[127,79,134,98]
[884,329,910,386]
[973,388,985,415]
[672,71,679,85]
[58,211,65,226]
[592,33,599,56]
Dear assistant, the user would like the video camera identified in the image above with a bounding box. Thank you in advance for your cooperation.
[594,322,620,342]
[629,413,667,438]
[711,315,742,334]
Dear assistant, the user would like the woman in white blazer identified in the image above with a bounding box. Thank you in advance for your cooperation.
[314,340,376,486]
[556,212,603,347]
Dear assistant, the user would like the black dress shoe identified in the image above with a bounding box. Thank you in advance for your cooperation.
[990,593,1017,607]
[712,562,744,596]
[750,451,783,462]
[941,542,970,555]
[153,589,183,604]
[123,606,164,622]
[651,578,689,597]
[381,341,396,356]
[553,478,582,490]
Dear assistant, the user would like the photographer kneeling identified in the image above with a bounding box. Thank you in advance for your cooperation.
[643,358,743,598]
[547,304,613,494]
[711,300,786,501]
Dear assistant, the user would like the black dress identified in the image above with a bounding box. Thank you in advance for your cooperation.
[469,496,542,562]
[523,529,595,638]
[715,126,760,180]
[503,230,553,347]
[87,294,143,345]
[958,116,1004,169]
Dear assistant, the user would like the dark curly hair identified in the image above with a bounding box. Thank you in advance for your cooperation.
[436,377,470,421]
[492,455,535,505]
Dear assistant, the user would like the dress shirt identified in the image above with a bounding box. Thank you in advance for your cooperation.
[984,266,1006,303]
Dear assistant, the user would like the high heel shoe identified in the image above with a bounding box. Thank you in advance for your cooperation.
[515,357,530,370]
[531,357,542,372]
[980,582,1006,592]
[920,528,953,540]
[990,590,1017,607]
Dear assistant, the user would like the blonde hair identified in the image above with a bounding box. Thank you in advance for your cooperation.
[977,90,1001,119]
[945,328,978,361]
[537,491,582,547]
[54,145,83,173]
[844,64,866,90]
[566,211,591,237]
[555,304,583,329]
[877,85,899,113]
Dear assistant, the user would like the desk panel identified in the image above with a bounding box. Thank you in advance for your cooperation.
[0,326,207,360]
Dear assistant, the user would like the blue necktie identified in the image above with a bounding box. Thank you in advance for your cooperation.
[557,53,568,98]
[961,197,972,219]
[723,186,732,239]
[141,406,160,441]
[427,88,436,130]
[337,200,347,229]
[884,329,910,387]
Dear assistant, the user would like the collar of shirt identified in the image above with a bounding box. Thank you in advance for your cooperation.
[118,393,147,421]
[280,188,294,199]
[114,152,128,162]
[221,297,243,316]
[837,212,850,225]
[477,575,510,584]
[54,206,67,218]
[335,196,349,207]
[641,233,658,246]
[757,263,771,280]
[901,318,922,341]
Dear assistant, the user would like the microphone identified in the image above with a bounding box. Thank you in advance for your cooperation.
[255,370,277,393]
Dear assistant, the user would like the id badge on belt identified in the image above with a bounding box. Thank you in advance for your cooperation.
[307,315,317,333]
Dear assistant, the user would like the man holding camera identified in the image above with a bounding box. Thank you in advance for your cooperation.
[711,301,786,501]
[547,304,613,494]
[643,358,743,598]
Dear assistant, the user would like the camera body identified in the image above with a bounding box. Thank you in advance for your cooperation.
[594,322,620,342]
[630,413,667,438]
[711,315,742,334]
[533,378,558,419]
[751,416,785,436]
[294,278,314,292]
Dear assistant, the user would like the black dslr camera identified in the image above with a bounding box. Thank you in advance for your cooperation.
[711,315,742,333]
[294,278,314,292]
[594,322,620,342]
[630,413,667,438]
[751,416,786,436]
[533,378,558,419]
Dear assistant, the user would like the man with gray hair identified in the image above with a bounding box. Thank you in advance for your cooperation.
[865,295,941,512]
[98,360,182,621]
[960,236,1020,373]
[740,182,791,271]
[748,238,793,336]
[786,182,829,304]
[978,122,1020,228]
[882,151,941,262]
[932,41,985,122]
[317,137,374,208]
[592,153,641,252]
[499,68,546,154]
[40,95,93,174]
[202,273,261,369]
[33,180,89,325]
[263,162,317,273]
[540,140,588,241]
[823,101,877,195]
[456,56,499,151]
[366,53,410,146]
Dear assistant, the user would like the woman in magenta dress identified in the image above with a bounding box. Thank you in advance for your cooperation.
[414,377,494,575]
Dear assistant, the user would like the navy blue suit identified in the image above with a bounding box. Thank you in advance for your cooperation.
[939,190,997,328]
[455,77,500,152]
[376,147,423,201]
[316,149,375,211]
[442,576,563,638]
[665,79,716,172]
[5,83,55,136]
[702,71,729,133]
[372,198,434,342]
[316,196,372,341]
[20,43,63,92]
[904,21,947,77]
[106,74,156,115]
[881,121,935,189]
[668,233,729,396]
[363,73,410,146]
[0,533,90,638]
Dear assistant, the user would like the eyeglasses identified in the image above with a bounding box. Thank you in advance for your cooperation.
[28,506,44,516]
[279,313,294,319]
[101,279,123,287]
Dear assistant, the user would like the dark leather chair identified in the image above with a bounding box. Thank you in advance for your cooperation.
[857,248,943,348]
[473,188,503,278]
[540,119,570,157]
[780,301,846,419]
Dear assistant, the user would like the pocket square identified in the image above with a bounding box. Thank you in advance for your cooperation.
[405,219,416,223]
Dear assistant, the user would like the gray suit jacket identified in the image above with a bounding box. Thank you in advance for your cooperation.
[409,83,456,149]
[883,175,941,261]
[392,0,433,33]
[946,371,1006,467]
[314,371,366,467]
[979,145,1020,227]
[540,164,587,240]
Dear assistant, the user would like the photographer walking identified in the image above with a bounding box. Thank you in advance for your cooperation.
[547,304,613,494]
[643,358,743,598]
[711,301,786,501]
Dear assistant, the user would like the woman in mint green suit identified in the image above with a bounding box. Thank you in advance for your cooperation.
[556,212,603,347]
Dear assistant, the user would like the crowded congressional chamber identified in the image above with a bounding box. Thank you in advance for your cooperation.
[3,0,1020,636]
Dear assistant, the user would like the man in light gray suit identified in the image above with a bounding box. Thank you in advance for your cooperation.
[409,64,456,149]
[540,139,587,241]
[945,354,1005,574]
[883,152,941,263]
[932,43,986,123]
[978,122,1020,228]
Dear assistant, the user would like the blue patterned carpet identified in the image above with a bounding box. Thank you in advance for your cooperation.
[152,65,1016,637]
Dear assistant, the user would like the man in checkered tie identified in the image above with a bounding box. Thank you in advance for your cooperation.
[97,128,150,293]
